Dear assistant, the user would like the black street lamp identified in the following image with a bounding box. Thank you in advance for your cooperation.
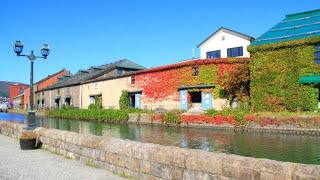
[14,41,50,130]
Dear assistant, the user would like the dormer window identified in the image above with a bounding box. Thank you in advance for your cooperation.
[192,67,199,76]
[117,69,123,75]
[227,46,243,57]
[315,45,320,64]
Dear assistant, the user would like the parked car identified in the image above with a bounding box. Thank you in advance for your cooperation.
[0,103,8,113]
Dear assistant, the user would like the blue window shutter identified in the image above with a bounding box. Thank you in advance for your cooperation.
[201,92,212,110]
[180,90,188,110]
[135,94,141,109]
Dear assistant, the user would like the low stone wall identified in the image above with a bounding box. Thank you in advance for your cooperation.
[0,121,25,139]
[1,121,319,179]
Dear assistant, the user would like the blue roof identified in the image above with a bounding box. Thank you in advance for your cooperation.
[251,9,320,46]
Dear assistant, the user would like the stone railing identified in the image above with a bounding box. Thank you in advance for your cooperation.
[1,121,320,179]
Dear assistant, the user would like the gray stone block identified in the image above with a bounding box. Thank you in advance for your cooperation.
[128,113,139,123]
[151,162,172,179]
[292,164,320,180]
[139,114,152,124]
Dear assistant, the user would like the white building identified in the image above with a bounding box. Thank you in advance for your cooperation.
[13,93,24,109]
[197,27,254,59]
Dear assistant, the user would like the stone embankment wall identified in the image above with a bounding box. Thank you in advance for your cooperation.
[129,113,320,136]
[1,121,320,179]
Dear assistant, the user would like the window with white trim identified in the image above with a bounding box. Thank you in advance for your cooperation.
[206,50,221,59]
[227,46,243,57]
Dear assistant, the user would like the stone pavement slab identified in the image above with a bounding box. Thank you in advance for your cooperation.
[0,135,124,180]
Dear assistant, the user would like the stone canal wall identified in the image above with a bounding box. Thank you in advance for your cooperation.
[1,121,320,179]
[129,113,320,136]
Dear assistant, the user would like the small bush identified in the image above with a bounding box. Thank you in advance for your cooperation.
[45,108,129,123]
[164,112,181,124]
[119,90,130,110]
[206,107,249,125]
[206,109,220,116]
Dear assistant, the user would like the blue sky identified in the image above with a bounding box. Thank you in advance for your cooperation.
[1,0,319,84]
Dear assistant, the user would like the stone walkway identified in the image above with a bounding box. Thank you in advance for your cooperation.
[0,135,123,180]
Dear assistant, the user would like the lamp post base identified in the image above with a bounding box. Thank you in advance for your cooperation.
[24,111,36,130]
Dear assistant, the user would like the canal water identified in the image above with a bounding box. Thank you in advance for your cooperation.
[1,112,320,165]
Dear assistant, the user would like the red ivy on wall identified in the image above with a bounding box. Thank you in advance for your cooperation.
[130,58,248,103]
[180,114,237,125]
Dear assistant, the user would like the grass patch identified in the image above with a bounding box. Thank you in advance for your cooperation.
[118,172,132,179]
[64,154,72,159]
[85,161,98,168]
[51,150,60,155]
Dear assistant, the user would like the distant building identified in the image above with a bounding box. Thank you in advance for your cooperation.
[197,27,254,59]
[9,83,29,104]
[13,93,25,109]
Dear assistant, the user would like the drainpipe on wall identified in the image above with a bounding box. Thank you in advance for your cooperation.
[49,91,51,109]
[79,85,82,109]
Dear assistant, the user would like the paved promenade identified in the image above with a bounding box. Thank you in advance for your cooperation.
[0,135,123,180]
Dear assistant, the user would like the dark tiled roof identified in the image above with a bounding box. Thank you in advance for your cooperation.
[40,59,145,91]
[251,9,320,46]
[197,27,255,48]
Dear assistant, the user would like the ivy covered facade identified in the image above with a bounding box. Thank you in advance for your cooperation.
[129,59,248,111]
[248,9,320,112]
[82,58,249,111]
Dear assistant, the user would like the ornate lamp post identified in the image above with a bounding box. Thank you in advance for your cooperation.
[14,41,50,130]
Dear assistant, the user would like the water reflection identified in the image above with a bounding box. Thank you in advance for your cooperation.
[0,113,320,165]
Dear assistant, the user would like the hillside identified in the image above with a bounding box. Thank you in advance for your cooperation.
[0,81,26,97]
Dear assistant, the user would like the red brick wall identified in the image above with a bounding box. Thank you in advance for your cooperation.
[37,70,69,91]
[24,69,69,109]
[9,84,29,103]
[24,87,30,109]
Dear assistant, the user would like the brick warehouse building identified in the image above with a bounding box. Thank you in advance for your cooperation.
[24,68,70,110]
[9,83,29,104]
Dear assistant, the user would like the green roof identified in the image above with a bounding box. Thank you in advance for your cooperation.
[300,74,320,84]
[251,9,320,46]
